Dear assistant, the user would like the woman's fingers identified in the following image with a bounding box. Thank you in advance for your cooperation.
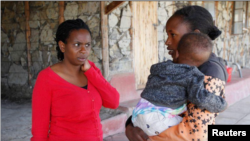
[137,127,149,141]
[81,60,91,72]
[126,124,149,141]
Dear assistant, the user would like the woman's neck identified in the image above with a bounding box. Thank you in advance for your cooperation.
[60,60,82,76]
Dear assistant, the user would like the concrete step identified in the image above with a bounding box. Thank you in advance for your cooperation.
[101,113,127,138]
[101,99,140,138]
[103,132,128,141]
[225,68,250,106]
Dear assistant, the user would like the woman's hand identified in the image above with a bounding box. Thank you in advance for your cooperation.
[81,59,91,72]
[125,123,150,141]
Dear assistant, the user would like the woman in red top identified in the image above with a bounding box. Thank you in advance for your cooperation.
[31,19,120,141]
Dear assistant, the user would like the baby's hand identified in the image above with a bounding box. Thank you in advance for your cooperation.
[81,60,91,72]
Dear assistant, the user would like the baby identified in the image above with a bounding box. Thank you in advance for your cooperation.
[132,32,227,136]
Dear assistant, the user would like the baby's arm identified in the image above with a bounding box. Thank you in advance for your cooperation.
[187,74,227,113]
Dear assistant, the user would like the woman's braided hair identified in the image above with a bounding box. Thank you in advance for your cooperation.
[55,19,92,61]
[173,5,221,40]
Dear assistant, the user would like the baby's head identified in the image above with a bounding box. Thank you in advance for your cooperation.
[174,32,213,67]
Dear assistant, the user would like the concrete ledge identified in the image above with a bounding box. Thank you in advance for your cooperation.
[101,99,141,139]
[225,69,250,106]
[118,98,140,117]
[109,73,142,103]
[101,113,127,138]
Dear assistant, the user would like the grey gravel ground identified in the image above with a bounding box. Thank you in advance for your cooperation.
[1,100,32,141]
[1,99,121,141]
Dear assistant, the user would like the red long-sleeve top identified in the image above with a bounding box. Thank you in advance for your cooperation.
[31,61,120,141]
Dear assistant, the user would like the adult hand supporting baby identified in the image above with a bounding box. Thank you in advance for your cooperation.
[126,123,151,141]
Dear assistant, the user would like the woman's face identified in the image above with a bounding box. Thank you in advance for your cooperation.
[60,29,91,66]
[165,15,191,60]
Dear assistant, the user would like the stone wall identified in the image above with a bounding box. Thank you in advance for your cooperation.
[107,1,184,75]
[108,2,133,75]
[214,1,250,68]
[1,1,101,99]
[1,1,250,99]
[1,1,30,99]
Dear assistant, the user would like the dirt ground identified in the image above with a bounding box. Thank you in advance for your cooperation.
[1,99,121,141]
[1,100,32,141]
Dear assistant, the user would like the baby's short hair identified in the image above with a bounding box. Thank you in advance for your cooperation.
[177,32,213,65]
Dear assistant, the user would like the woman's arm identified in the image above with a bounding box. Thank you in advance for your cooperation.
[31,71,51,141]
[84,60,120,109]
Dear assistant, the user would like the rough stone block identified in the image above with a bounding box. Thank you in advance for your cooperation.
[109,13,119,28]
[120,16,131,32]
[64,2,78,19]
[8,64,28,87]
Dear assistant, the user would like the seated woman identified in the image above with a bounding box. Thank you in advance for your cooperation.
[31,19,120,141]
